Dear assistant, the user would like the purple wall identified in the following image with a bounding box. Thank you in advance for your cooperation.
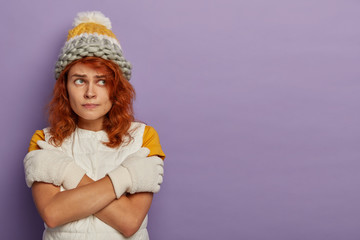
[1,0,360,239]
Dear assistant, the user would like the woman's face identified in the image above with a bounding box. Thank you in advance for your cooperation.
[67,62,112,131]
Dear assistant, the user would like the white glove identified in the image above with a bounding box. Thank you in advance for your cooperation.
[108,147,164,198]
[24,140,86,189]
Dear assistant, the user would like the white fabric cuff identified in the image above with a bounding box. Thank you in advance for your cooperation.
[108,166,131,198]
[24,151,37,188]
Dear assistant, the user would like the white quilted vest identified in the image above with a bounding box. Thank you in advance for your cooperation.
[42,122,149,240]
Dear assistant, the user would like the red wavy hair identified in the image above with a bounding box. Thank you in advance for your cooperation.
[48,57,135,148]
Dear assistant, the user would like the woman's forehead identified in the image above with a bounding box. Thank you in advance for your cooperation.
[69,62,110,77]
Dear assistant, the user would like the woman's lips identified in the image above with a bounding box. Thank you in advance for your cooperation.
[82,104,99,109]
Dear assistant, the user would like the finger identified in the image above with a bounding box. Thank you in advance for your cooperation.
[158,175,163,184]
[149,156,164,166]
[37,140,57,150]
[157,165,164,176]
[139,147,150,156]
[128,147,150,158]
[153,185,160,193]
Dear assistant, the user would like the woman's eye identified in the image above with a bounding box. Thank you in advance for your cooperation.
[74,79,84,85]
[98,80,106,86]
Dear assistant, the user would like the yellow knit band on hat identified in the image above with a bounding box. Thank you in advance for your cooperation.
[67,23,117,41]
[55,11,132,80]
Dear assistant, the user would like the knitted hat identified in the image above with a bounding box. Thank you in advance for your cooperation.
[55,11,132,80]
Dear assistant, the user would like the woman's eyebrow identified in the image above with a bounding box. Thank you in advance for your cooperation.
[95,75,106,78]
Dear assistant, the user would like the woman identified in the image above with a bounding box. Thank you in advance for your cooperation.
[24,11,165,240]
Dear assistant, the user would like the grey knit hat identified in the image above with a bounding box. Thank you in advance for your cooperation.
[54,11,132,80]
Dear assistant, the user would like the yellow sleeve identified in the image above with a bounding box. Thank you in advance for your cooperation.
[28,130,45,152]
[142,126,166,160]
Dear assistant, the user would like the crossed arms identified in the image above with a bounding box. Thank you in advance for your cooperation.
[32,176,152,237]
[25,142,164,238]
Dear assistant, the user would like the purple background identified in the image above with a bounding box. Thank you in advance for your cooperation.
[1,0,360,239]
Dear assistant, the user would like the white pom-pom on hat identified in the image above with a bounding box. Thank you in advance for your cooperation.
[73,11,112,29]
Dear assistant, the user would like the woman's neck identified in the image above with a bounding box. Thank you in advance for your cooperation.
[77,118,104,132]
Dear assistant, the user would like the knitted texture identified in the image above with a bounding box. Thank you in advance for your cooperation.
[23,147,86,189]
[108,147,164,197]
[55,11,132,80]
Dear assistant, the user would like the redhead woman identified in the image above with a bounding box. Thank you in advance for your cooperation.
[24,11,165,240]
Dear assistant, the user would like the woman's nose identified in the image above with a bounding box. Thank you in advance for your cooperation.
[84,84,96,99]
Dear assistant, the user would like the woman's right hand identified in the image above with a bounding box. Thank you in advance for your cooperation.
[24,140,86,189]
[108,148,164,198]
